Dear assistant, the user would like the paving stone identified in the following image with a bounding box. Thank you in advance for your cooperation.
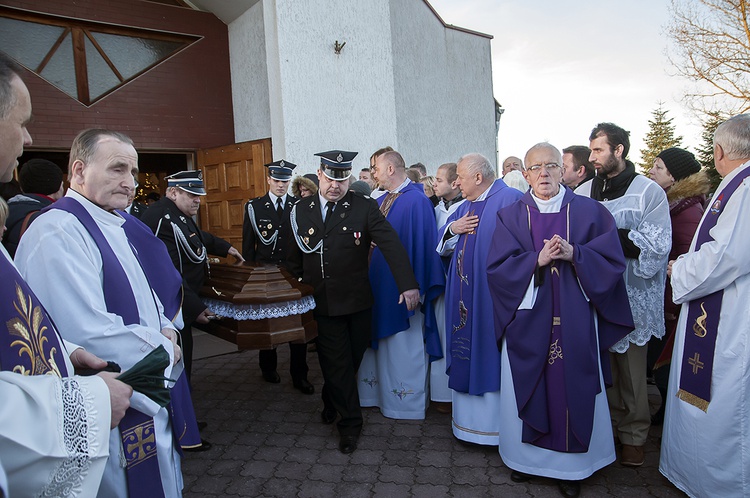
[417,449,452,468]
[223,477,267,496]
[308,463,346,483]
[411,483,451,498]
[414,465,454,486]
[298,480,337,497]
[377,463,415,485]
[371,481,410,498]
[182,333,684,497]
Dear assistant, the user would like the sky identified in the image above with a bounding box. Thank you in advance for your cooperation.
[428,0,702,167]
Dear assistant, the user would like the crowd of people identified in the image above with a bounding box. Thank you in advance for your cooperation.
[1,50,748,498]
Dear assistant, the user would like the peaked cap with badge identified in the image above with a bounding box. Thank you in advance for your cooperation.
[166,170,206,196]
[316,150,358,180]
[243,159,299,265]
[266,159,297,182]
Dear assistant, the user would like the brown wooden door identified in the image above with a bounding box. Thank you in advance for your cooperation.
[196,138,272,254]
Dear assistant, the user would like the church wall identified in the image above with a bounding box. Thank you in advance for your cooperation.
[2,0,234,151]
[231,0,399,176]
[389,0,496,173]
[229,1,272,145]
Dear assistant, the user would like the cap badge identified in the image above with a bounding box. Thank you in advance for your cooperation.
[279,160,285,167]
[337,153,343,163]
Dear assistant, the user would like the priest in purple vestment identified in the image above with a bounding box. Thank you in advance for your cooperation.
[437,152,522,445]
[486,143,633,498]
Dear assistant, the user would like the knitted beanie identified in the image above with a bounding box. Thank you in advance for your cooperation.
[18,158,64,195]
[656,148,701,182]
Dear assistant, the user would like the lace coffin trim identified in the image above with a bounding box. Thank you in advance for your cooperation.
[203,296,316,321]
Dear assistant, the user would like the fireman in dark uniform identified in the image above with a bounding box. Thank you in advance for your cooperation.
[287,150,419,454]
[242,160,313,395]
[141,170,244,382]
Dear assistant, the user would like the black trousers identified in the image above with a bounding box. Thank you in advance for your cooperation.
[314,308,372,437]
[259,343,309,380]
[180,325,194,383]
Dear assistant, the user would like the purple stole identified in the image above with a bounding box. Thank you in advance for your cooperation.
[528,208,578,452]
[119,212,202,450]
[447,200,486,391]
[678,166,750,411]
[0,252,69,377]
[46,198,169,497]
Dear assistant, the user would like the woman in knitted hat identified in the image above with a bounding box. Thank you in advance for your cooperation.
[648,147,711,425]
[291,174,318,199]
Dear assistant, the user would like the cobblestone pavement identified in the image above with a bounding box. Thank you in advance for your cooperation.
[183,344,685,497]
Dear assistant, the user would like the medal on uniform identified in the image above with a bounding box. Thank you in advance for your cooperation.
[262,231,267,237]
[354,232,361,245]
[308,227,314,235]
[267,224,273,229]
[303,236,309,245]
[180,215,186,223]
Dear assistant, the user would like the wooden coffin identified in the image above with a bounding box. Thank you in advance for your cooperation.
[199,263,317,350]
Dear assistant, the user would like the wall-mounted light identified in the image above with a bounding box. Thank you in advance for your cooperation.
[334,40,346,55]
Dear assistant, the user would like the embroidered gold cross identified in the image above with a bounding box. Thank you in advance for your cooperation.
[688,352,704,375]
[127,425,156,464]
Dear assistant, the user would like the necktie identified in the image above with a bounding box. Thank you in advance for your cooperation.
[276,197,284,217]
[325,201,335,224]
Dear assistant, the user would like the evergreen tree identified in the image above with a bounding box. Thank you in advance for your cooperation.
[638,103,683,173]
[695,110,724,192]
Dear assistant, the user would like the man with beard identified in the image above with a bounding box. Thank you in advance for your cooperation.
[576,123,671,467]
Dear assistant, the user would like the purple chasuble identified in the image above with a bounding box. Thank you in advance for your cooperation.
[47,198,168,498]
[446,200,487,391]
[0,253,69,377]
[444,180,523,395]
[528,208,573,452]
[678,166,750,411]
[487,190,634,453]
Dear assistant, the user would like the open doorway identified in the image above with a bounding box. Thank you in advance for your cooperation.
[9,149,194,204]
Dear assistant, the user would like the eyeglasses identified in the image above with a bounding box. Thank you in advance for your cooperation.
[526,163,562,174]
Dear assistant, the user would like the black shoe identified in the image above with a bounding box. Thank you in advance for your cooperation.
[197,421,207,431]
[293,378,315,395]
[558,480,581,498]
[183,439,212,453]
[510,470,532,483]
[338,435,358,454]
[262,370,281,383]
[320,408,337,424]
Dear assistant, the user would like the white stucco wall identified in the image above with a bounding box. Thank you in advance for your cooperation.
[389,0,496,172]
[228,0,495,177]
[229,1,272,143]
